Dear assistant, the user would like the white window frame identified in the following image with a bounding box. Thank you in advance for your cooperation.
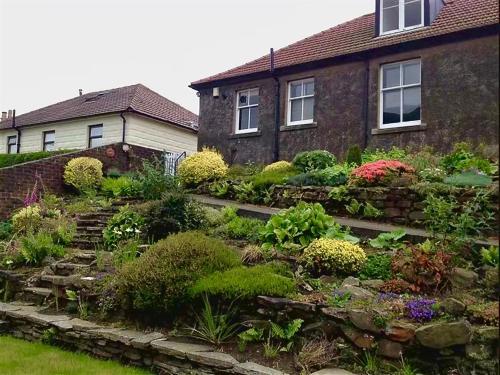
[42,130,55,152]
[379,59,422,129]
[287,78,315,126]
[7,135,17,154]
[235,88,260,134]
[380,0,424,35]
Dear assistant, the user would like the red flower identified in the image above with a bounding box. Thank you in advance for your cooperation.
[350,160,414,185]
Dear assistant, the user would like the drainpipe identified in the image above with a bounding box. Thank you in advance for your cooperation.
[120,111,127,144]
[271,48,280,162]
[12,110,21,153]
[362,59,370,150]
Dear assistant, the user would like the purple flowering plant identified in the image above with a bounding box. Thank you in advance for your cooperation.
[405,298,437,322]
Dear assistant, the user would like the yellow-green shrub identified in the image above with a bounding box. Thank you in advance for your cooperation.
[263,161,293,173]
[12,205,42,233]
[178,148,228,186]
[302,238,367,275]
[63,157,103,192]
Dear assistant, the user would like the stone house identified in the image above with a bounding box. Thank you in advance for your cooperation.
[190,0,499,165]
[0,84,198,156]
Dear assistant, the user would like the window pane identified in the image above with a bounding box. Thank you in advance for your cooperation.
[90,137,103,148]
[290,82,302,98]
[8,136,16,145]
[45,143,55,152]
[383,0,398,7]
[405,0,422,27]
[303,97,314,121]
[403,87,421,122]
[403,62,420,85]
[383,65,400,88]
[90,126,103,137]
[239,108,250,130]
[383,90,401,124]
[290,99,302,122]
[249,90,259,106]
[249,107,259,129]
[304,81,314,96]
[383,6,399,32]
[238,92,248,107]
[44,132,55,143]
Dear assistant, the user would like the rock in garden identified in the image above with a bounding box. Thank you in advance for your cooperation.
[384,321,416,343]
[335,285,374,301]
[347,309,381,333]
[442,297,466,316]
[310,369,356,375]
[377,339,403,359]
[321,307,349,323]
[341,325,376,349]
[450,268,478,289]
[473,326,499,342]
[360,279,384,290]
[341,277,360,287]
[416,321,472,349]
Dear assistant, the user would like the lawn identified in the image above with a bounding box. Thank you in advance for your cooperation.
[0,336,151,375]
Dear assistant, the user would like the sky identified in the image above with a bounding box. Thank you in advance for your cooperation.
[0,0,374,116]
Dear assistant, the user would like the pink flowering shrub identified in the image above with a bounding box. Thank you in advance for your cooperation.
[349,160,415,186]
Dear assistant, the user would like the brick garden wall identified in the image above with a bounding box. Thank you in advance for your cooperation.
[0,143,161,219]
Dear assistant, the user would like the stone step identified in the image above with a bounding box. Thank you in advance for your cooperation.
[70,240,101,250]
[40,275,97,289]
[71,252,97,265]
[76,226,105,233]
[78,212,115,219]
[76,219,108,226]
[18,287,53,305]
[52,263,91,276]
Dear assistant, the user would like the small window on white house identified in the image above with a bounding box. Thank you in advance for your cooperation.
[7,135,17,154]
[381,0,423,34]
[287,78,315,126]
[88,124,103,148]
[43,131,55,152]
[236,88,259,133]
[380,59,421,128]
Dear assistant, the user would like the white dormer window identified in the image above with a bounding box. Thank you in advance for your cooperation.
[381,0,424,35]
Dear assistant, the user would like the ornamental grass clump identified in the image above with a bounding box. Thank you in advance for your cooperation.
[349,160,415,186]
[63,157,103,192]
[178,148,228,187]
[302,238,367,276]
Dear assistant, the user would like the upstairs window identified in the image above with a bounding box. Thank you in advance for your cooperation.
[381,0,423,35]
[88,124,103,148]
[287,78,315,126]
[236,88,259,133]
[43,131,55,152]
[380,59,421,128]
[7,135,17,154]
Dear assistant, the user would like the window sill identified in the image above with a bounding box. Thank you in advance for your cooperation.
[229,130,262,139]
[371,124,427,135]
[280,122,318,132]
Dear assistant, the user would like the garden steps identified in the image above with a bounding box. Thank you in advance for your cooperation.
[51,262,91,277]
[18,287,52,305]
[192,194,498,246]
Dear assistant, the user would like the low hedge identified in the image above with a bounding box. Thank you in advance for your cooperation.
[0,150,75,169]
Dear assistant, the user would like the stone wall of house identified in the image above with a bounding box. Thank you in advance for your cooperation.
[197,33,499,164]
[0,143,161,219]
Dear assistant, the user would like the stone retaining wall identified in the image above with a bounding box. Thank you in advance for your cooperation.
[0,302,285,375]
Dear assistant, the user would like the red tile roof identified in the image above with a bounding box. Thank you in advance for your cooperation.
[191,0,499,87]
[0,84,198,131]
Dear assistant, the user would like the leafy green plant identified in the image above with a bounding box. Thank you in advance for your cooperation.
[208,180,231,198]
[136,158,179,200]
[359,254,393,281]
[328,185,350,202]
[184,294,239,346]
[346,145,363,166]
[261,202,335,254]
[101,176,142,198]
[358,350,383,375]
[66,290,89,319]
[0,150,74,168]
[178,148,228,187]
[41,328,57,345]
[369,229,406,250]
[345,199,362,215]
[20,232,65,266]
[269,319,304,352]
[443,172,492,187]
[250,168,299,189]
[233,181,257,202]
[189,263,295,300]
[363,202,383,218]
[440,142,494,175]
[238,327,264,351]
[362,146,407,163]
[292,150,337,172]
[286,165,348,187]
[103,206,144,249]
[216,214,265,243]
[0,221,13,241]
[389,354,420,375]
[480,246,499,267]
[112,240,140,267]
[324,222,360,244]
[328,291,351,308]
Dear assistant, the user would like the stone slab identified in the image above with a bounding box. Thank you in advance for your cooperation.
[186,351,239,369]
[0,302,21,318]
[26,313,70,326]
[151,339,213,358]
[310,369,356,375]
[130,332,165,349]
[70,318,101,331]
[233,361,287,375]
[5,306,39,319]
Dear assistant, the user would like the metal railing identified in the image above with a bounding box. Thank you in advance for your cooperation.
[164,151,186,176]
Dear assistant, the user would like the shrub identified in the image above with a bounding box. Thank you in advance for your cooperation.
[261,202,335,254]
[101,176,142,198]
[362,146,407,163]
[216,214,265,243]
[302,238,367,275]
[136,158,178,200]
[441,143,494,175]
[292,150,337,172]
[20,231,65,266]
[178,148,228,187]
[189,263,296,300]
[350,160,415,186]
[44,217,76,246]
[263,161,294,173]
[0,150,73,169]
[443,172,492,187]
[346,145,363,166]
[287,165,348,187]
[480,246,499,267]
[418,167,447,182]
[359,254,393,281]
[63,157,103,192]
[103,206,144,249]
[12,205,42,233]
[112,240,140,267]
[250,168,299,189]
[137,193,206,242]
[0,221,12,240]
[115,232,240,312]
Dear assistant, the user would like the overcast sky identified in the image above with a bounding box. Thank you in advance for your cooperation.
[0,0,374,115]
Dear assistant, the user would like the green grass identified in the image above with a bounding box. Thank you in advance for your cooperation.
[0,336,151,375]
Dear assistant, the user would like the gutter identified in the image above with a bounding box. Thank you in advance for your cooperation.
[120,111,127,143]
[12,110,21,153]
[271,48,280,162]
[362,60,370,149]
